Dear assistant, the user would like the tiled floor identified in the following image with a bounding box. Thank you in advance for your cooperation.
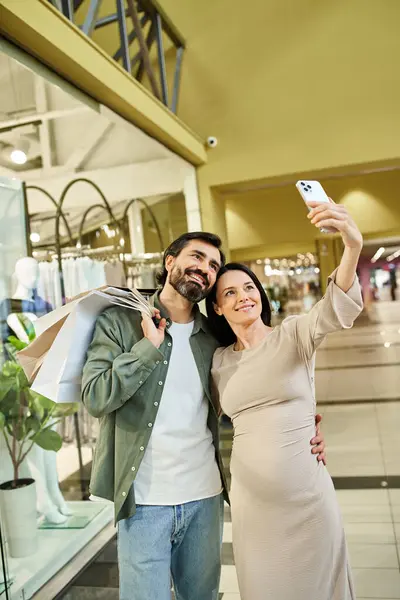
[315,321,400,403]
[60,488,400,599]
[59,311,400,599]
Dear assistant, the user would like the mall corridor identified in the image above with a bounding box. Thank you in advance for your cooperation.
[1,1,400,599]
[58,305,400,600]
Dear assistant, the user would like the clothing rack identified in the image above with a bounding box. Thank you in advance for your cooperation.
[33,244,121,261]
[33,246,163,276]
[28,178,164,303]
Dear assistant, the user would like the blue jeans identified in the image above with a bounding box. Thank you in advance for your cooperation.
[118,494,223,600]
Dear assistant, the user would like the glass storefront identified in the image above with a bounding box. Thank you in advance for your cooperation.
[0,39,194,599]
[246,253,322,320]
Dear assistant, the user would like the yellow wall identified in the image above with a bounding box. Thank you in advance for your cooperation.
[161,0,400,188]
[226,169,400,261]
[69,0,400,187]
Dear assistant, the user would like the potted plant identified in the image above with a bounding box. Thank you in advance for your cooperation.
[0,354,77,558]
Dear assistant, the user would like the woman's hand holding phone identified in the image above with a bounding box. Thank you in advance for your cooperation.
[307,199,363,250]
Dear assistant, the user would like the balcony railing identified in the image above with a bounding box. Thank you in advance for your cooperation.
[48,0,185,113]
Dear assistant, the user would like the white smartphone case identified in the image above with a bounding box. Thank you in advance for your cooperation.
[295,180,330,207]
[296,180,333,233]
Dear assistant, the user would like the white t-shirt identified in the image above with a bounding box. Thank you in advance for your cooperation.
[134,321,222,505]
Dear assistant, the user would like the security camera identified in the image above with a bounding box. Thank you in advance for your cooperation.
[206,136,218,148]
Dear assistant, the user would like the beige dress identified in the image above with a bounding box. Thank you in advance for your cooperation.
[212,271,363,600]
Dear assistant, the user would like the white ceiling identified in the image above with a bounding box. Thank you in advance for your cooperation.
[0,52,192,244]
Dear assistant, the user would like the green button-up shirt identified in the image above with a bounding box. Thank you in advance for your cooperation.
[82,291,229,523]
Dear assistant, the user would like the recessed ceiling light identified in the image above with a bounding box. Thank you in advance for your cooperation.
[371,247,385,263]
[11,149,27,165]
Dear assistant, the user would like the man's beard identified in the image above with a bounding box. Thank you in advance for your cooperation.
[169,265,210,303]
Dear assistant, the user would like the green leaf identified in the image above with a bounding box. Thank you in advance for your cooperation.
[29,394,45,420]
[0,412,5,430]
[28,391,56,411]
[0,378,16,402]
[52,402,79,417]
[33,429,62,452]
[1,362,21,377]
[4,343,18,361]
[7,336,28,351]
[0,362,28,390]
[9,404,29,418]
[16,314,36,343]
[17,369,29,389]
[25,416,40,434]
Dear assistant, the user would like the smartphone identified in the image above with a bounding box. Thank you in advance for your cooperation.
[295,180,335,233]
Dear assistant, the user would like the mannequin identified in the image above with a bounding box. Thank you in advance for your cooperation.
[2,257,71,524]
[0,258,53,357]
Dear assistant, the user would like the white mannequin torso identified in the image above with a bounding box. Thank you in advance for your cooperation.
[8,257,40,342]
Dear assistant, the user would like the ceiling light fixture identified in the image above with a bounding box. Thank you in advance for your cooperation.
[30,232,40,243]
[371,247,385,263]
[10,149,27,165]
[386,249,400,262]
[10,138,30,165]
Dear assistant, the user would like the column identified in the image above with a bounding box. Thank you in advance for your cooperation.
[195,167,230,259]
[183,167,202,232]
[127,201,145,255]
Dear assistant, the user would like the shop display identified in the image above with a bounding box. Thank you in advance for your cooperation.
[36,255,120,308]
[0,256,75,529]
[0,42,182,598]
[0,355,77,556]
[0,258,52,360]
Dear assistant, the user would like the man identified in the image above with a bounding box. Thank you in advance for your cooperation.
[82,232,326,600]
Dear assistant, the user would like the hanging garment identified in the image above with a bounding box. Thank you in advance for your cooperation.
[104,261,126,287]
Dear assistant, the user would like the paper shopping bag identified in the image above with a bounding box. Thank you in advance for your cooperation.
[17,286,112,381]
[17,314,69,382]
[30,293,115,403]
[33,286,109,337]
[28,287,155,403]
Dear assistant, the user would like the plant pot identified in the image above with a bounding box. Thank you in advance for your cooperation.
[0,478,38,558]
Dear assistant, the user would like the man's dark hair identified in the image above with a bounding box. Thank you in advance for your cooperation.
[156,232,226,287]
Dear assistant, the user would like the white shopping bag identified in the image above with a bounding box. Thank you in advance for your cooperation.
[27,287,154,404]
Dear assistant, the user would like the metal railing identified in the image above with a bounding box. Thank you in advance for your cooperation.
[48,0,185,113]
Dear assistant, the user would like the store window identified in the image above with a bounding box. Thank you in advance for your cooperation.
[0,36,198,599]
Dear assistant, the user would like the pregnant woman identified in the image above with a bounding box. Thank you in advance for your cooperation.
[207,199,363,600]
